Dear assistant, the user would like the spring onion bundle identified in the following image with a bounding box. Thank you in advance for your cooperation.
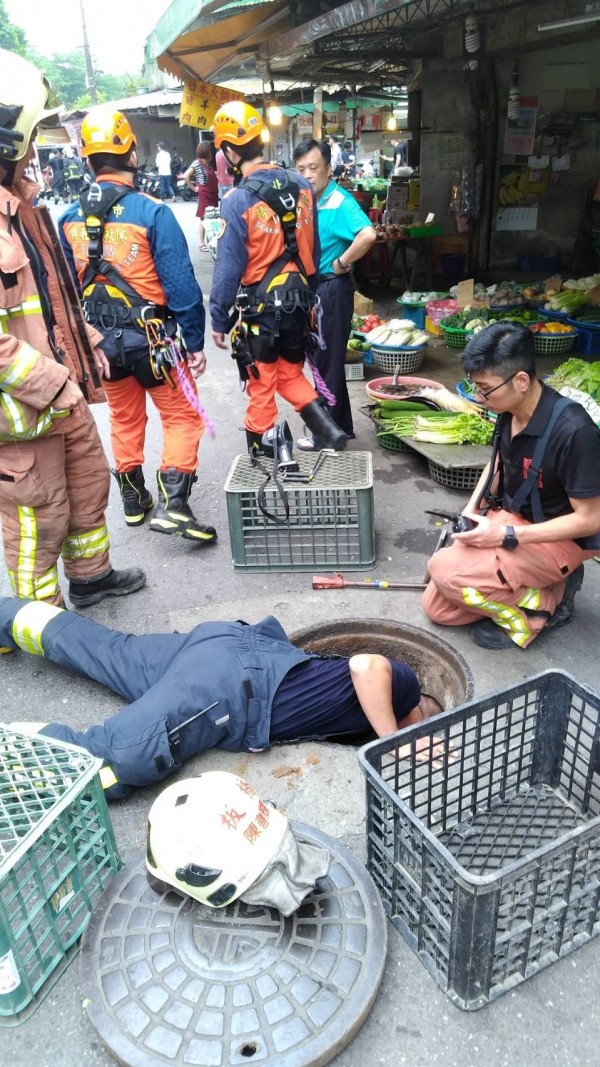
[543,291,588,314]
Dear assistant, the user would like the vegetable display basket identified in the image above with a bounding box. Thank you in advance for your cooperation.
[370,343,426,375]
[427,459,485,490]
[542,308,570,321]
[359,669,600,1010]
[0,728,121,1025]
[567,317,600,356]
[372,417,413,453]
[532,331,577,356]
[439,318,471,349]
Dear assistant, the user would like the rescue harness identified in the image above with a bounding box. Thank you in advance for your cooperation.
[230,169,324,384]
[78,184,176,364]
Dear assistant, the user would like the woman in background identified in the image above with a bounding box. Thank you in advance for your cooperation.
[184,142,218,252]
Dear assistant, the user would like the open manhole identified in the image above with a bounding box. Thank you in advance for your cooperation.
[289,618,473,710]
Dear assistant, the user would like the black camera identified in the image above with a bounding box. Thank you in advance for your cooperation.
[425,510,479,533]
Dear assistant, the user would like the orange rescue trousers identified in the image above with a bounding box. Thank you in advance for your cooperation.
[422,509,596,648]
[0,402,111,606]
[104,364,204,473]
[244,357,318,434]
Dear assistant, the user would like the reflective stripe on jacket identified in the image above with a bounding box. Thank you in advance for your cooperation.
[0,178,105,442]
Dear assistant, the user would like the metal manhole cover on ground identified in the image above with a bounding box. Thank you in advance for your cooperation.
[80,822,387,1067]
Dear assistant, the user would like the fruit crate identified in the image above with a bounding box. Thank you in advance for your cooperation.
[0,728,121,1026]
[224,451,376,571]
[370,344,426,375]
[358,670,600,1010]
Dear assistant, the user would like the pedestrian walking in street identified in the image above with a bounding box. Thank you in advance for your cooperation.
[0,52,146,609]
[294,138,376,446]
[215,146,234,200]
[423,323,600,649]
[2,595,442,801]
[209,101,347,454]
[60,108,216,545]
[155,142,175,201]
[183,141,218,252]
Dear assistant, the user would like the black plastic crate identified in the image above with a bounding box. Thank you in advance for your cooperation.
[358,671,600,1009]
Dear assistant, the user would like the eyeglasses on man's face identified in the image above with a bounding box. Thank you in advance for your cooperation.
[469,374,516,400]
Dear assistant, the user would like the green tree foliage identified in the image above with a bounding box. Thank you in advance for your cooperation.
[0,0,28,55]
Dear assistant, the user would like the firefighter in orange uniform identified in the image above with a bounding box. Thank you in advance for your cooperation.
[209,101,347,453]
[59,109,216,544]
[0,50,145,610]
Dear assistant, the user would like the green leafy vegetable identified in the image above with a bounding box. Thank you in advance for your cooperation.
[546,359,600,401]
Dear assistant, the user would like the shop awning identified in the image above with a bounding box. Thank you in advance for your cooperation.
[147,0,293,84]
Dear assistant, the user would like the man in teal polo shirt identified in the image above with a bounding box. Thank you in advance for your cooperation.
[294,139,376,448]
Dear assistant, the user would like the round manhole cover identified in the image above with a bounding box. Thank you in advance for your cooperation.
[81,822,387,1067]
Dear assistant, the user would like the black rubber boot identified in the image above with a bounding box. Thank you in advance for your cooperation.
[545,564,585,631]
[113,466,154,527]
[68,567,147,608]
[149,468,217,544]
[299,399,348,451]
[245,429,265,457]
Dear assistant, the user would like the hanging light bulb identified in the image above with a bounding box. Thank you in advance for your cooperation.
[260,127,271,143]
[268,105,282,126]
[387,111,397,131]
[507,61,521,119]
[464,15,480,54]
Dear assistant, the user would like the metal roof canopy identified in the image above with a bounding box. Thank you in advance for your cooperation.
[148,0,555,94]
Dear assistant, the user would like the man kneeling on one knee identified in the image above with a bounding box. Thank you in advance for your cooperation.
[422,322,600,650]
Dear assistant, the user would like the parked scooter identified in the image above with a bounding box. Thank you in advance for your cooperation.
[176,173,196,201]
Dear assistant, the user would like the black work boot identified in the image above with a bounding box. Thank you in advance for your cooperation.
[113,466,154,527]
[299,399,348,451]
[68,567,147,608]
[545,565,585,631]
[149,468,217,544]
[245,429,265,457]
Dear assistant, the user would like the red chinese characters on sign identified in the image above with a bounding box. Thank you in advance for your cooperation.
[243,822,261,844]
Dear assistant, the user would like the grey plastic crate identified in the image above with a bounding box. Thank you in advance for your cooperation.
[359,670,600,1010]
[0,727,121,1025]
[224,451,376,571]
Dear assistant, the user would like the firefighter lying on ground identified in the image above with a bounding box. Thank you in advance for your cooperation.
[0,50,145,609]
[208,101,348,456]
[422,323,600,650]
[2,595,442,801]
[59,109,216,545]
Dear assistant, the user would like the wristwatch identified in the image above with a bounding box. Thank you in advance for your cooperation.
[502,525,519,550]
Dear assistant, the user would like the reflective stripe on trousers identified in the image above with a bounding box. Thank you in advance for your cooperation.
[11,599,64,655]
[461,586,541,648]
[8,562,60,602]
[62,524,110,560]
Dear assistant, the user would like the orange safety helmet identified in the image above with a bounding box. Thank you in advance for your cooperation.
[80,108,136,158]
[213,101,265,149]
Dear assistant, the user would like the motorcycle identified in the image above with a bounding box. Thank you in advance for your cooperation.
[176,173,196,201]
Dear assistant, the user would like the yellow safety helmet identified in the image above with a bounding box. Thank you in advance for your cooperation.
[213,101,265,149]
[80,108,136,158]
[0,49,62,163]
[146,772,288,908]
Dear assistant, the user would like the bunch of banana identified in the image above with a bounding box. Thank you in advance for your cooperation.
[499,170,522,206]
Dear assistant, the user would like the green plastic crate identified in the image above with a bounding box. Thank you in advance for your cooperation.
[0,728,121,1026]
[224,451,376,571]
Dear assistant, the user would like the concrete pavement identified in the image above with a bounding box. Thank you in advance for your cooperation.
[1,199,599,1066]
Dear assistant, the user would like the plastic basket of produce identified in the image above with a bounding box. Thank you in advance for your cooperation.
[530,329,578,356]
[439,320,471,349]
[455,380,485,407]
[370,345,426,375]
[397,292,448,309]
[541,308,570,321]
[489,302,525,313]
[575,329,600,356]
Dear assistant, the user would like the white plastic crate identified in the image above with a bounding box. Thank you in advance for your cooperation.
[345,362,365,380]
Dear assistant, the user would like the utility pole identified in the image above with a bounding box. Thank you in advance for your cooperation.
[79,0,98,105]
